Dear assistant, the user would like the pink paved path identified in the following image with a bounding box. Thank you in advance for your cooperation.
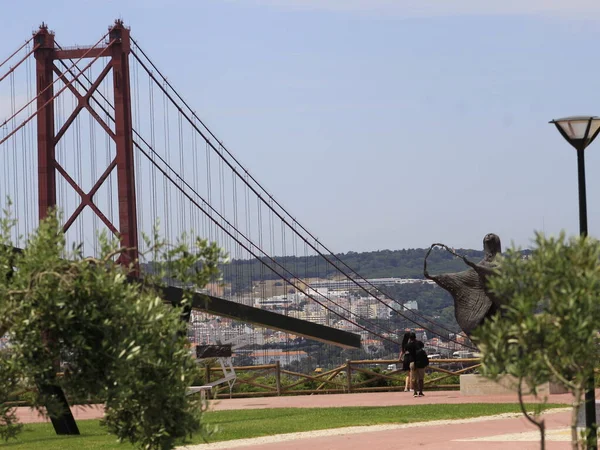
[15,404,105,424]
[222,410,572,450]
[195,391,576,449]
[14,390,582,449]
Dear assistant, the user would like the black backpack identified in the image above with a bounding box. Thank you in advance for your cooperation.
[415,347,429,369]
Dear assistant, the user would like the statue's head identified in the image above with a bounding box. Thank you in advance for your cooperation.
[483,233,501,257]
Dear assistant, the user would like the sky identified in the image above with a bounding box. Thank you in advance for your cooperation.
[2,0,600,253]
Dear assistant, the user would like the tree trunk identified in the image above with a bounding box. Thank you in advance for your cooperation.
[572,389,582,450]
[517,377,545,450]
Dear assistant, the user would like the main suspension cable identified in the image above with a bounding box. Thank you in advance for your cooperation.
[130,49,467,344]
[130,38,463,336]
[0,36,33,71]
[136,143,398,344]
[0,43,39,85]
[0,31,110,130]
[0,37,115,147]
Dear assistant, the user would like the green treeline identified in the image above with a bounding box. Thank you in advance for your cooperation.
[220,247,486,285]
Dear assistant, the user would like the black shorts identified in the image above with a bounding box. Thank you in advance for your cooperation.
[402,354,411,371]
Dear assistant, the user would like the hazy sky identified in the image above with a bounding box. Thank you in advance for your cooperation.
[3,0,600,253]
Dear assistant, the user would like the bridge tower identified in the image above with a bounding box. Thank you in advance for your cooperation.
[33,20,138,269]
[32,21,139,435]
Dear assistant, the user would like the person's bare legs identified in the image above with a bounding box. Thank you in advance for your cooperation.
[404,371,411,391]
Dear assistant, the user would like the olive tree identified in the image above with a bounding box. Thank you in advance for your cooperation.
[0,210,226,449]
[474,232,600,450]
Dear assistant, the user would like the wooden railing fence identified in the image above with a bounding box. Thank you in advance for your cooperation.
[207,358,481,398]
[5,358,482,406]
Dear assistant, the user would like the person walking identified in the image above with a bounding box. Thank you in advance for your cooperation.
[413,341,429,397]
[399,332,412,392]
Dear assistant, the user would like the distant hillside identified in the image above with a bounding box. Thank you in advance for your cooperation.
[336,247,485,279]
[219,247,486,334]
[221,247,485,284]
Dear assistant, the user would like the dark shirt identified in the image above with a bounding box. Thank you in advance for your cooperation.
[405,340,422,363]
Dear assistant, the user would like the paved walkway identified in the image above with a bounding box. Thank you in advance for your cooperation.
[14,390,582,449]
[183,410,572,450]
[182,390,576,449]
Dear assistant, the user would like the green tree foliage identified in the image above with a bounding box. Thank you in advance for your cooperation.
[0,211,225,449]
[474,233,600,450]
[0,351,22,441]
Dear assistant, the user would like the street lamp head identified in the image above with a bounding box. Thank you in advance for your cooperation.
[549,116,600,151]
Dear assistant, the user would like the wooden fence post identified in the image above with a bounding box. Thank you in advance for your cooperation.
[275,361,282,396]
[205,363,211,385]
[346,360,352,393]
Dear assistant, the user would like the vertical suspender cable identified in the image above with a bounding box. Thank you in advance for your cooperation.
[57,84,64,230]
[232,171,239,303]
[71,89,78,246]
[205,141,212,242]
[218,145,226,253]
[10,70,18,241]
[177,111,184,244]
[76,109,83,252]
[89,66,99,255]
[281,220,290,367]
[244,174,253,308]
[149,75,157,234]
[162,85,171,256]
[21,95,29,239]
[105,79,114,225]
[191,115,199,243]
[25,43,34,236]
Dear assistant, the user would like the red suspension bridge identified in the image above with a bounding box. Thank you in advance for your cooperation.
[0,21,472,371]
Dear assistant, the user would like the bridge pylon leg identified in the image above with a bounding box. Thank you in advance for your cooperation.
[33,24,80,437]
[34,23,56,220]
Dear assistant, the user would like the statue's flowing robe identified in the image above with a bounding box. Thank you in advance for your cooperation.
[428,259,499,336]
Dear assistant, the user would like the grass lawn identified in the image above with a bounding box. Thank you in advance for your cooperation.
[1,403,564,449]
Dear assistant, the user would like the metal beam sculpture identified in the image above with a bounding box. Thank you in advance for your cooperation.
[423,233,502,336]
[161,285,361,349]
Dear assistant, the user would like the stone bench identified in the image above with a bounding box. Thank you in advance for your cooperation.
[460,374,568,396]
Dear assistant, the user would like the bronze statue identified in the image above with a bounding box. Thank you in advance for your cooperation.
[424,233,502,336]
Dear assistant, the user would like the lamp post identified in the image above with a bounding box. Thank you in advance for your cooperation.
[550,115,600,449]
